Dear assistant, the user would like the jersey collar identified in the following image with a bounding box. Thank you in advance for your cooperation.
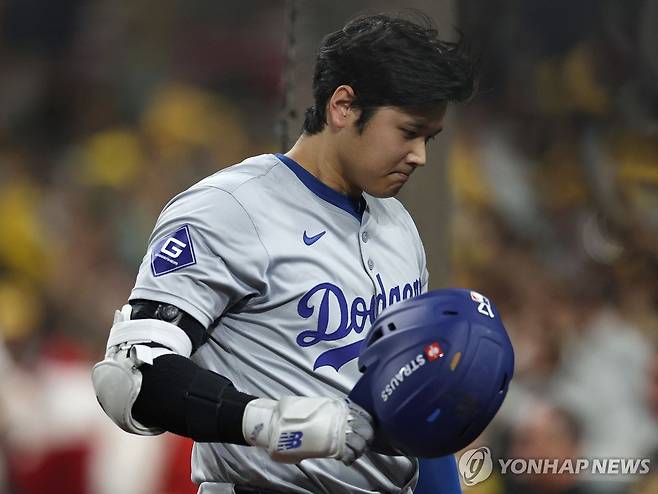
[275,153,366,221]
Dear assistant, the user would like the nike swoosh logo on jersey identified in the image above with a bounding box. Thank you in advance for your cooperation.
[303,230,326,245]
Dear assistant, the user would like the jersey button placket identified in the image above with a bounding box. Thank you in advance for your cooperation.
[359,215,376,280]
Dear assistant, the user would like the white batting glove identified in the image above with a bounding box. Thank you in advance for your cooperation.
[242,396,373,465]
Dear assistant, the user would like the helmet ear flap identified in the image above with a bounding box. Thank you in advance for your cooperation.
[348,369,400,455]
[349,369,373,410]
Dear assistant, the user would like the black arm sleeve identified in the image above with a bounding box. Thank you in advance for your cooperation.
[127,299,257,443]
[132,354,258,444]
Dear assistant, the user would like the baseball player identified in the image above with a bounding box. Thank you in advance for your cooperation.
[92,12,477,494]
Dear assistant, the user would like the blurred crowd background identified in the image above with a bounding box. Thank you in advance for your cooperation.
[0,1,655,493]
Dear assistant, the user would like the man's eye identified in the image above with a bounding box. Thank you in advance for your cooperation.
[402,129,417,139]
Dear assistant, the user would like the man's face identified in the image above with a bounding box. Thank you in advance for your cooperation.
[336,104,447,198]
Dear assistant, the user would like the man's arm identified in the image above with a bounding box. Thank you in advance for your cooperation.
[91,300,373,464]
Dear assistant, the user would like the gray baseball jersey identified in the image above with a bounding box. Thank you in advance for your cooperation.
[131,153,429,493]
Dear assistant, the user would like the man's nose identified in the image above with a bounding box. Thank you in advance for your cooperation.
[406,140,426,167]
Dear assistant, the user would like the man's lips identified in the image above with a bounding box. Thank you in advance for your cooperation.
[391,170,413,180]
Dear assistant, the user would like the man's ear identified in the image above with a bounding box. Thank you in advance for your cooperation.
[326,85,357,130]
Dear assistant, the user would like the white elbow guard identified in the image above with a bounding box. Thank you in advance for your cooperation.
[91,304,193,435]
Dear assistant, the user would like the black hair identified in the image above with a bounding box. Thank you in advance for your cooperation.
[303,12,479,134]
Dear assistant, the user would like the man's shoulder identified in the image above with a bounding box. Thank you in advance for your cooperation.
[158,154,281,224]
[194,153,280,194]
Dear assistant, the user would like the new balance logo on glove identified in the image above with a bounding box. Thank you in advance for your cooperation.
[277,431,304,451]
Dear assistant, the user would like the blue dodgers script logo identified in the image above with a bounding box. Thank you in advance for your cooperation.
[297,273,421,371]
[277,431,304,451]
[151,225,197,277]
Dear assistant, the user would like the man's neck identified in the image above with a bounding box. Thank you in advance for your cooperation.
[285,133,361,197]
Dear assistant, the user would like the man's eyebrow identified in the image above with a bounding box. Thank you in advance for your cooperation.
[405,121,427,129]
[405,121,444,135]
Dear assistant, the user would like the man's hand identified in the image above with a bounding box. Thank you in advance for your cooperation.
[242,396,373,464]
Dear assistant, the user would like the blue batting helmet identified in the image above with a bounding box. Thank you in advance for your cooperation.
[348,288,514,458]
